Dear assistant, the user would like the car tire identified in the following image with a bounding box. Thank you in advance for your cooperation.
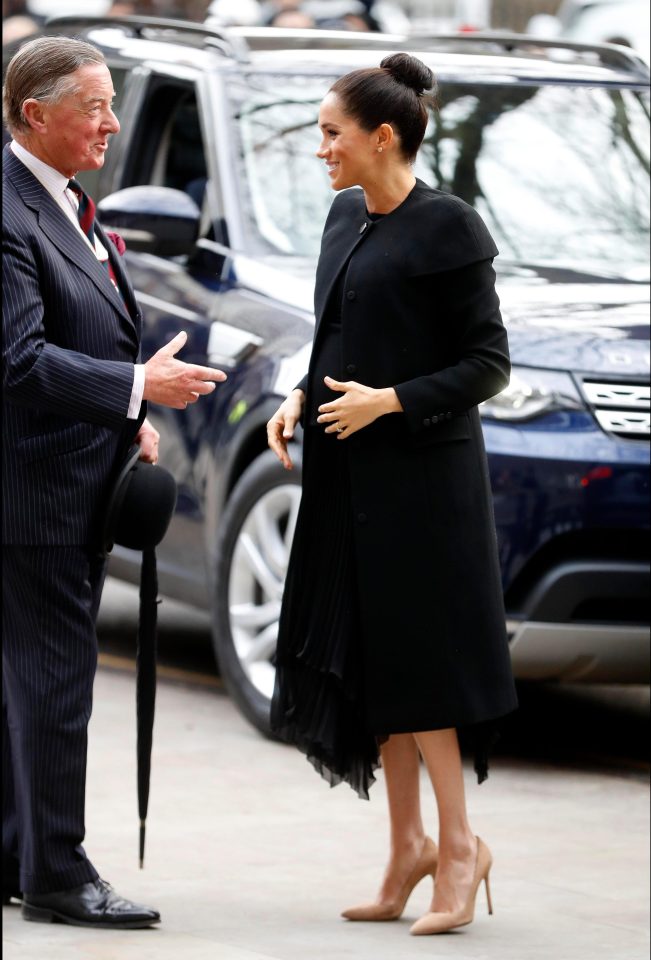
[212,448,302,737]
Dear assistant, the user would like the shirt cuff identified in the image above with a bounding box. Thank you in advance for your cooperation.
[127,364,145,420]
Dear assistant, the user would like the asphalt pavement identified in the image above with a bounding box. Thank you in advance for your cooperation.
[2,579,649,960]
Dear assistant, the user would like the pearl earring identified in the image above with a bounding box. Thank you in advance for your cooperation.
[377,146,383,153]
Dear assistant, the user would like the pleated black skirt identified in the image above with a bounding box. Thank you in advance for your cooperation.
[271,426,504,798]
[271,426,380,799]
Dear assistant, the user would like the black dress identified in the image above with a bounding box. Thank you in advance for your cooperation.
[271,208,505,799]
[271,243,382,799]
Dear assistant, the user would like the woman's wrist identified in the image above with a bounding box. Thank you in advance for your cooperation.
[378,387,403,415]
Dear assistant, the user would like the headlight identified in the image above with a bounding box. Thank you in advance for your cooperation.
[479,367,584,421]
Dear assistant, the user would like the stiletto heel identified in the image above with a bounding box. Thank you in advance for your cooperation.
[410,836,493,935]
[484,872,493,915]
[341,836,438,922]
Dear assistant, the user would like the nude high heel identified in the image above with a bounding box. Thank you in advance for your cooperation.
[341,836,438,922]
[409,836,493,936]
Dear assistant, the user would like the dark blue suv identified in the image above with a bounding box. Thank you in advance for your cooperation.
[43,17,650,734]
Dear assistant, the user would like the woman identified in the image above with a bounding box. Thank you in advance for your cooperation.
[266,52,517,937]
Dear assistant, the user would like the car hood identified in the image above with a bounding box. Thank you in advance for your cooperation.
[496,267,650,378]
[254,256,650,379]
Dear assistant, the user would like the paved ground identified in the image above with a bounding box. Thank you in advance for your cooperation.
[3,580,650,960]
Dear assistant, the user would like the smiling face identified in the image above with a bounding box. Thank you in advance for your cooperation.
[21,63,120,178]
[317,91,379,191]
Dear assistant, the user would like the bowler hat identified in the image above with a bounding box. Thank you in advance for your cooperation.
[103,444,177,556]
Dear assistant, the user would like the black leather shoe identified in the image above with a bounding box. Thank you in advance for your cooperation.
[22,879,160,929]
[3,887,22,905]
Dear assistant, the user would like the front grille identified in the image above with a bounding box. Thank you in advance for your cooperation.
[581,381,650,439]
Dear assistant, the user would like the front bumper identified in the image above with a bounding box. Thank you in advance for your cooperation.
[484,412,650,683]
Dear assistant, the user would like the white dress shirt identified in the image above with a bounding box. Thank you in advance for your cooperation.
[10,140,145,420]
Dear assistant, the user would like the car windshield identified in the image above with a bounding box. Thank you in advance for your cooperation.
[230,74,650,282]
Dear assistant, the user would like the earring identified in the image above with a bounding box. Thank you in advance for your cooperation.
[377,146,383,153]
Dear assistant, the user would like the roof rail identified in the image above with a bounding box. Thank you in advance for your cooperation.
[44,17,649,80]
[228,26,649,79]
[407,31,650,78]
[44,14,250,62]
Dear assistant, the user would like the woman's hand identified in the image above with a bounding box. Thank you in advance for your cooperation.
[317,376,402,439]
[267,388,305,470]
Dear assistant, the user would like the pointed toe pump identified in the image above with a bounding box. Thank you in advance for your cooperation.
[409,836,493,936]
[341,836,439,922]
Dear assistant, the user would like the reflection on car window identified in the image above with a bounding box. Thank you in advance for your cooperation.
[231,74,333,255]
[231,76,650,280]
[424,83,650,281]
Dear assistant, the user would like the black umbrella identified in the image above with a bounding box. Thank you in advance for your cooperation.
[136,547,159,868]
[102,445,177,867]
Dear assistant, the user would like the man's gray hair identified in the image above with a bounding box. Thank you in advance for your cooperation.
[3,36,105,136]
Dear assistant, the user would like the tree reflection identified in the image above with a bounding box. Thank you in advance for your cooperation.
[231,75,650,279]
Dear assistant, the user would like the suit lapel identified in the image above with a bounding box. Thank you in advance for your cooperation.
[38,198,138,334]
[95,219,141,338]
[4,147,137,338]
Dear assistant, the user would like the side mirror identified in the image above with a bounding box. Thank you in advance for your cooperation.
[97,186,201,257]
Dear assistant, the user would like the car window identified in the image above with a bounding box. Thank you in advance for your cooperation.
[120,79,208,205]
[230,73,650,281]
[231,73,333,256]
[427,83,650,282]
[114,77,215,248]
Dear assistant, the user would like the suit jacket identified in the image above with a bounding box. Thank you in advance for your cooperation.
[2,146,144,546]
[290,179,517,733]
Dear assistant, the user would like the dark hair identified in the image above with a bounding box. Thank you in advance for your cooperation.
[329,53,437,163]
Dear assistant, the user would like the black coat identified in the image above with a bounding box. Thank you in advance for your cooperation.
[297,179,517,733]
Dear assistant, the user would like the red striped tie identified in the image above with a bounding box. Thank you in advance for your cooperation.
[67,179,125,304]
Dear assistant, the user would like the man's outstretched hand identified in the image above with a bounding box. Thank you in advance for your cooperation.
[143,331,226,409]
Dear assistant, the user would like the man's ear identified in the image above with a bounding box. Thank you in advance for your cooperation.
[21,99,48,133]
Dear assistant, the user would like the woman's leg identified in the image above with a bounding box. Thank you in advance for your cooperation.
[375,733,427,903]
[413,728,478,914]
[343,733,432,915]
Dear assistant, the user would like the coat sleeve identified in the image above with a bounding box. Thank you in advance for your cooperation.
[2,224,136,429]
[393,257,510,435]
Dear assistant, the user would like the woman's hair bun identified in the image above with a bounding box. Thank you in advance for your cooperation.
[380,52,433,95]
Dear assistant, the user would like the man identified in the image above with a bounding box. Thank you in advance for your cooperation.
[2,36,226,928]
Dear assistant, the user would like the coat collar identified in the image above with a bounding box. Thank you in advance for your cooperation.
[3,146,137,338]
[314,181,421,325]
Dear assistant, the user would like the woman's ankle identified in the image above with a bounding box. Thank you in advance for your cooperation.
[389,831,427,860]
[438,829,476,861]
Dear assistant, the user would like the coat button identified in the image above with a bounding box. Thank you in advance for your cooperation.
[431,415,439,424]
[346,363,357,374]
[357,512,367,524]
[346,290,356,301]
[423,418,431,427]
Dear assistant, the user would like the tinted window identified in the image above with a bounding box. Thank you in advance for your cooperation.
[230,74,650,281]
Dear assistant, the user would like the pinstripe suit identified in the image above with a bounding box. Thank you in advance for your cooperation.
[2,145,144,894]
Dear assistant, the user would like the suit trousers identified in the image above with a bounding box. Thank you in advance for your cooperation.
[2,545,107,894]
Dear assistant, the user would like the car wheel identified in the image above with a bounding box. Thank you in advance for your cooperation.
[212,449,302,737]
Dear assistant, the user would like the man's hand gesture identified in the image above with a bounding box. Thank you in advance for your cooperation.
[143,331,227,409]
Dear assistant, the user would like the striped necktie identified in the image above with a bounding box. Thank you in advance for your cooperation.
[67,178,125,304]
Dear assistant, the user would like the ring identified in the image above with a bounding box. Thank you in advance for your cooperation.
[336,425,344,433]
